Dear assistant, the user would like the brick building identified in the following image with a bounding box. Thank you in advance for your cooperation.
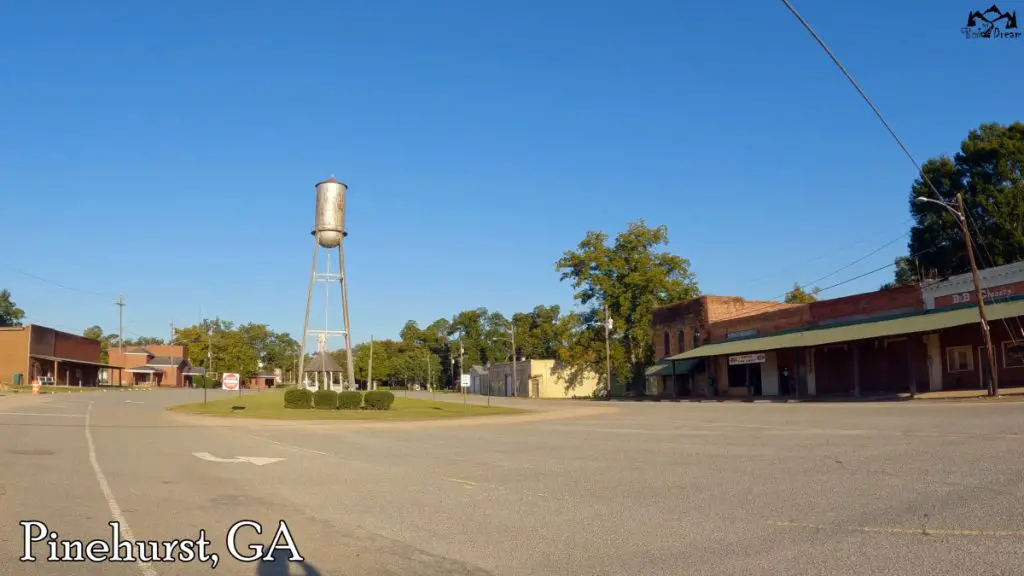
[107,344,190,387]
[654,262,1024,398]
[0,325,122,387]
[647,296,798,396]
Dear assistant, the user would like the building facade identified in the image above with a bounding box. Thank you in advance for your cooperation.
[482,359,598,399]
[652,262,1024,398]
[107,344,190,387]
[0,325,121,387]
[648,296,798,396]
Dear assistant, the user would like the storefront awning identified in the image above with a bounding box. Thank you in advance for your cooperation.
[666,299,1024,361]
[31,354,122,369]
[645,358,703,377]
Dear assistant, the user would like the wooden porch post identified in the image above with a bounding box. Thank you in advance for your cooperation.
[908,338,917,397]
[852,342,862,398]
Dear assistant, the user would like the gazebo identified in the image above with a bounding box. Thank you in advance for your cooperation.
[303,351,346,390]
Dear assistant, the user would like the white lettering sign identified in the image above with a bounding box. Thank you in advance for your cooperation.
[729,353,766,365]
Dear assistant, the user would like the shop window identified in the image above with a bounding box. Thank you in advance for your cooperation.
[946,346,974,373]
[1002,341,1024,368]
[693,330,701,349]
[663,331,670,357]
[677,330,685,354]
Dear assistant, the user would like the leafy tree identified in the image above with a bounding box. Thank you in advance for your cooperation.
[880,256,919,290]
[904,122,1024,281]
[82,325,110,363]
[124,336,166,346]
[0,289,25,327]
[783,283,820,304]
[556,219,699,393]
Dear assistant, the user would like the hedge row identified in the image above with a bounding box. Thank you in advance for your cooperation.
[283,389,395,411]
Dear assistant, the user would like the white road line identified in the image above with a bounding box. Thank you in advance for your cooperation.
[248,435,329,456]
[441,477,479,486]
[0,412,86,418]
[85,402,157,576]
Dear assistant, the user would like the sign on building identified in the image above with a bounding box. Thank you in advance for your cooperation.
[728,353,766,365]
[222,373,240,391]
[460,374,471,388]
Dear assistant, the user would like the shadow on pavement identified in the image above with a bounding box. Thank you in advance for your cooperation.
[258,550,322,575]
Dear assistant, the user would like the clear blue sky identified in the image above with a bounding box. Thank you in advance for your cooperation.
[1,0,1021,351]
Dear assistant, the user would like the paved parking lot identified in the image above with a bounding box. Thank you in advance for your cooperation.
[1,389,1022,575]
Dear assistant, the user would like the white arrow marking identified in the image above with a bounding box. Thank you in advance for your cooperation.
[192,452,285,466]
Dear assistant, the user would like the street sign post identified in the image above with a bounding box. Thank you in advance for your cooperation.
[223,373,240,393]
[460,374,470,409]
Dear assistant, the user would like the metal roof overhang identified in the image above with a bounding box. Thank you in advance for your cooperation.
[645,358,704,377]
[126,367,161,373]
[666,299,1024,361]
[30,354,122,369]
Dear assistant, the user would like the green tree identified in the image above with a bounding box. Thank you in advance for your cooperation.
[880,256,919,290]
[0,289,25,327]
[556,220,699,393]
[905,122,1024,281]
[783,283,820,304]
[82,325,110,363]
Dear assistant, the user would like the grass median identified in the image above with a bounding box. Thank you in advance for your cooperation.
[168,389,526,420]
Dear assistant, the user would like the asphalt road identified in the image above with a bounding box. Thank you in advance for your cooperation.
[1,388,1023,575]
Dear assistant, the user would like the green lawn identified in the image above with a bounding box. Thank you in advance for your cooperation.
[168,390,525,420]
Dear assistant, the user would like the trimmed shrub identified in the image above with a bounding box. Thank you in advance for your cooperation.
[284,388,313,409]
[364,390,395,411]
[313,389,339,410]
[338,391,363,410]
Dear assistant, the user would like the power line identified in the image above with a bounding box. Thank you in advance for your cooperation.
[3,266,117,299]
[777,0,945,203]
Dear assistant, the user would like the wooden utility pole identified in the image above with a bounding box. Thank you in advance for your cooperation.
[115,296,125,352]
[368,335,374,391]
[604,302,613,398]
[957,193,999,397]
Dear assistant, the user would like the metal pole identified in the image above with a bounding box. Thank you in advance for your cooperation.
[297,236,320,394]
[510,325,517,398]
[368,335,374,392]
[957,193,998,397]
[604,302,613,398]
[425,347,430,398]
[338,244,356,395]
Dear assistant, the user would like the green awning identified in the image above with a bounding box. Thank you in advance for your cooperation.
[644,358,703,377]
[666,299,1024,361]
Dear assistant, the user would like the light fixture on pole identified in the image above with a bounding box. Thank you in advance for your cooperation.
[915,194,998,397]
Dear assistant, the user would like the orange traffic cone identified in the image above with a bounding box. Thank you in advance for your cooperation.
[31,378,40,395]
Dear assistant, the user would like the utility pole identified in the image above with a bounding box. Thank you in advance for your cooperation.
[604,302,613,398]
[957,193,999,397]
[915,193,999,397]
[510,324,517,398]
[368,335,374,391]
[205,325,212,404]
[425,346,431,396]
[115,296,125,353]
[170,321,175,344]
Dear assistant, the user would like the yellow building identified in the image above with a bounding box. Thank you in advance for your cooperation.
[482,359,598,399]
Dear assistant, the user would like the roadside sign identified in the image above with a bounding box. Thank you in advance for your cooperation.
[460,374,471,388]
[222,373,240,391]
[728,353,766,366]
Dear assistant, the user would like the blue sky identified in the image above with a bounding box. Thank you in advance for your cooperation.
[1,0,1021,350]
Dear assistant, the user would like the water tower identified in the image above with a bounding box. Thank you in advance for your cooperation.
[297,177,356,391]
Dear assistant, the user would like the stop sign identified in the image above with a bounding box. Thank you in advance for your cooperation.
[222,373,240,391]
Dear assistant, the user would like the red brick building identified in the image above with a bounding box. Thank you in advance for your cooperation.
[107,344,190,387]
[0,325,122,387]
[651,262,1024,398]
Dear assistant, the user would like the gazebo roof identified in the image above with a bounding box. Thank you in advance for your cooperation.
[303,351,343,372]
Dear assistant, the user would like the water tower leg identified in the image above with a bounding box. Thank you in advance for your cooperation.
[298,236,320,391]
[338,244,356,392]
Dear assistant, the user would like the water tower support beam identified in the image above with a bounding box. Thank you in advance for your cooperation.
[339,243,356,391]
[297,235,320,390]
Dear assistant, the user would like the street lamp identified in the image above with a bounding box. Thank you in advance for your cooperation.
[915,193,998,397]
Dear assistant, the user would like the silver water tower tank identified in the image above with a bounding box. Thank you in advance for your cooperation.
[314,177,347,248]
